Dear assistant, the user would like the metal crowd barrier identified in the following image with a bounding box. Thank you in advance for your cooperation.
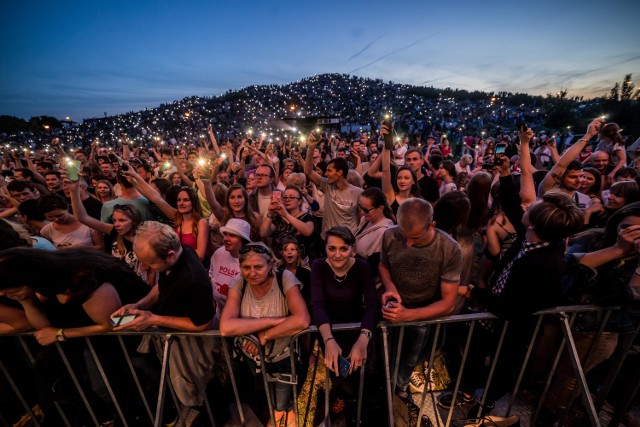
[0,305,635,427]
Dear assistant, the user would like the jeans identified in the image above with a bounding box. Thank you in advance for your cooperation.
[245,357,294,411]
[391,325,433,391]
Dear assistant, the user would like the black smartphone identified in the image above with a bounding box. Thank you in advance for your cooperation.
[516,123,527,132]
[495,143,507,154]
[338,355,351,378]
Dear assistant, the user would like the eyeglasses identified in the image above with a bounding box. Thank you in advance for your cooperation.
[239,244,273,256]
[113,204,132,212]
[358,204,378,214]
[282,196,301,201]
[254,173,271,178]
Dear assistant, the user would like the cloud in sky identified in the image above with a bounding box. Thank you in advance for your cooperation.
[1,0,639,119]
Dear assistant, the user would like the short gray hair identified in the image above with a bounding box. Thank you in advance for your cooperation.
[135,221,181,258]
[396,198,433,231]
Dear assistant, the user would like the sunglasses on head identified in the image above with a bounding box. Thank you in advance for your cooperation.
[239,244,273,256]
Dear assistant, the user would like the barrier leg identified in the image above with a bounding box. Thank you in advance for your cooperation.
[85,337,128,427]
[153,335,174,427]
[444,321,476,427]
[55,342,99,426]
[476,320,509,418]
[356,360,366,426]
[381,325,394,427]
[506,314,544,416]
[221,337,245,425]
[417,324,439,426]
[559,313,600,427]
[18,337,72,426]
[118,335,155,425]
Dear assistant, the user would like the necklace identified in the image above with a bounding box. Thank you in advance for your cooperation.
[334,272,347,283]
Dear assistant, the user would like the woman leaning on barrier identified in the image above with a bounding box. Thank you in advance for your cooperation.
[220,241,310,427]
[310,226,379,425]
[0,247,151,426]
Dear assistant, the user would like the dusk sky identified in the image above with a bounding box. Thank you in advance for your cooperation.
[1,0,639,121]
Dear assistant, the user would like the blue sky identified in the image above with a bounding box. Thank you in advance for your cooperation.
[1,0,639,120]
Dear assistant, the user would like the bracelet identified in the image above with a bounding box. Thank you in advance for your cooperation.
[634,267,640,276]
[578,138,589,143]
[324,337,335,344]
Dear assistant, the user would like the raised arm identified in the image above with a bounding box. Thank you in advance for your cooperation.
[197,177,223,221]
[207,125,221,155]
[68,180,114,235]
[518,126,537,206]
[173,154,194,187]
[538,119,602,196]
[365,145,385,180]
[121,165,178,220]
[303,132,324,186]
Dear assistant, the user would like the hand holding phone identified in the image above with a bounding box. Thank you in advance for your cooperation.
[65,159,80,182]
[382,119,394,151]
[109,314,137,327]
[338,355,351,378]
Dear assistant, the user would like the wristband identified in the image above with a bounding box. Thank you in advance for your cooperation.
[324,337,335,344]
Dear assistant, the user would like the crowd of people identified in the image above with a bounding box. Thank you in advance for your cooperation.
[1,106,640,427]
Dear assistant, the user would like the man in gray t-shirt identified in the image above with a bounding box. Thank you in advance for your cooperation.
[379,198,462,396]
[304,133,362,238]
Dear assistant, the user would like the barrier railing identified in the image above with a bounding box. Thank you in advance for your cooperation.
[0,305,635,427]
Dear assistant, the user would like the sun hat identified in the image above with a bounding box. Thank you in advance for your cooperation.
[219,218,251,242]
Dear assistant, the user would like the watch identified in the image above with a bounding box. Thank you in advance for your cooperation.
[56,328,67,342]
[360,329,372,340]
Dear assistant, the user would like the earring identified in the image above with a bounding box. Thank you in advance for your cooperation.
[527,225,535,230]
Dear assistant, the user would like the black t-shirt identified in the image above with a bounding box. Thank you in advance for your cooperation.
[82,196,103,221]
[153,246,214,327]
[418,174,440,203]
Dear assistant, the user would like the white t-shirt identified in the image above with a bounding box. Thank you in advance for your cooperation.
[40,223,94,249]
[209,247,241,324]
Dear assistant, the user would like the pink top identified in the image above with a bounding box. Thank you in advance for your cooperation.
[177,230,197,251]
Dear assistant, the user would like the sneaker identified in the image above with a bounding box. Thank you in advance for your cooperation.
[409,366,427,393]
[410,367,438,393]
[438,391,476,409]
[425,367,438,391]
[460,415,520,427]
[407,398,434,427]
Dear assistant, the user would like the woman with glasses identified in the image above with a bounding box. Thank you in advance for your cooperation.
[68,180,155,285]
[310,226,378,424]
[260,184,315,261]
[354,188,395,292]
[220,242,309,427]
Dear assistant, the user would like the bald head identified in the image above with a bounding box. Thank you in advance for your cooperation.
[591,150,610,171]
